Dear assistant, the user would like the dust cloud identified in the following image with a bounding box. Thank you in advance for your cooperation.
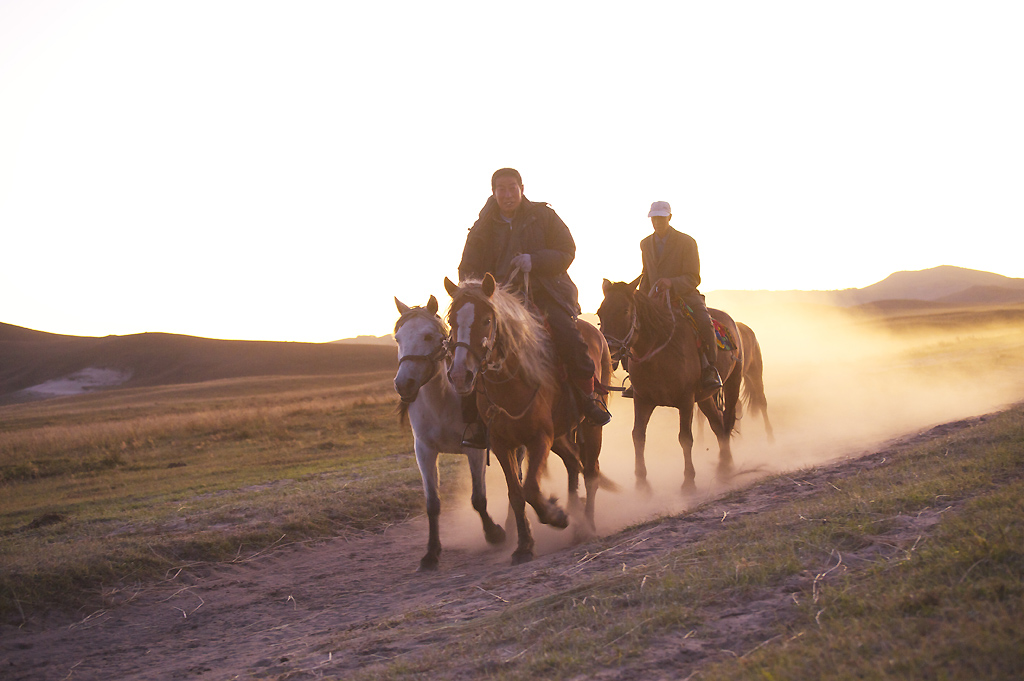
[435,301,1024,561]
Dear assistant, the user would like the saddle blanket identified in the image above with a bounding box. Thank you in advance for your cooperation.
[681,304,736,351]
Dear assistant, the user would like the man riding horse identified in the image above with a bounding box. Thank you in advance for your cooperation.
[457,168,611,448]
[628,200,722,399]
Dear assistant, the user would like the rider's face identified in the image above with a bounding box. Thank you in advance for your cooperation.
[493,176,523,218]
[650,215,671,236]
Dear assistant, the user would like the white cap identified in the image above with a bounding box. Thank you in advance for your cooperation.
[648,201,671,217]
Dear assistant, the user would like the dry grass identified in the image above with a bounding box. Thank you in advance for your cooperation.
[0,372,457,620]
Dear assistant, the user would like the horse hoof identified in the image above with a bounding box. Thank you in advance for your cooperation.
[511,550,534,565]
[485,525,507,545]
[572,523,597,543]
[418,556,440,572]
[636,479,653,497]
[681,480,697,495]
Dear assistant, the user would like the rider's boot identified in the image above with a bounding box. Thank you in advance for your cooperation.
[574,376,612,426]
[462,421,488,449]
[697,351,722,401]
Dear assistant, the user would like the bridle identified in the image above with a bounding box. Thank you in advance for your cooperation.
[445,298,500,393]
[446,286,541,421]
[395,310,449,402]
[603,289,678,366]
[602,304,637,368]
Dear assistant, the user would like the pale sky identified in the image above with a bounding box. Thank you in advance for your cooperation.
[2,1,1022,342]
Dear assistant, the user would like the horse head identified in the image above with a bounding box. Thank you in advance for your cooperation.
[597,276,640,367]
[393,295,448,403]
[443,274,497,396]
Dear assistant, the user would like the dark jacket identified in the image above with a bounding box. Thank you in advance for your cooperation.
[639,226,701,298]
[458,196,581,316]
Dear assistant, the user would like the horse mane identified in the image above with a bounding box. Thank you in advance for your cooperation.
[394,305,450,425]
[633,290,677,343]
[449,279,556,391]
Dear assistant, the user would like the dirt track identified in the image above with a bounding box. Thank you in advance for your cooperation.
[0,414,986,681]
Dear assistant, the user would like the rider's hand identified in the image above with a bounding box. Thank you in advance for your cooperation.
[654,278,672,294]
[510,254,532,273]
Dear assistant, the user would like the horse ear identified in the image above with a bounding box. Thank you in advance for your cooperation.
[482,272,496,297]
[628,275,642,292]
[444,277,459,298]
[395,297,411,315]
[602,278,613,295]
[427,295,438,315]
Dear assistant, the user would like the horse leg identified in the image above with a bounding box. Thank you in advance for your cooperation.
[762,407,775,444]
[578,421,603,535]
[522,436,569,530]
[698,396,734,478]
[414,441,443,571]
[493,443,534,565]
[466,447,505,546]
[632,400,656,495]
[551,434,583,518]
[678,403,698,494]
[503,446,526,542]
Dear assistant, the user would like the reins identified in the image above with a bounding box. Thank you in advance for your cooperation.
[629,289,678,364]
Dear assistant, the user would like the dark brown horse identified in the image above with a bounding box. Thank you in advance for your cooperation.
[598,278,743,493]
[444,274,612,564]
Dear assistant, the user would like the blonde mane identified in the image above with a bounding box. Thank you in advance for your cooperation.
[449,279,556,391]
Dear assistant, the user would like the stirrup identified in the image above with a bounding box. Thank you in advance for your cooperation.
[582,395,612,426]
[621,385,634,399]
[462,423,488,449]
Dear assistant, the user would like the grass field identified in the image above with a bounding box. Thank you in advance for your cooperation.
[0,371,444,619]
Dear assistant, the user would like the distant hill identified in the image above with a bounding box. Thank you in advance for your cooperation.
[709,266,1024,310]
[0,323,397,404]
[331,334,397,346]
[5,266,1021,405]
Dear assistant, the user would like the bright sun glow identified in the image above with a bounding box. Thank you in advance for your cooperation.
[2,1,1022,342]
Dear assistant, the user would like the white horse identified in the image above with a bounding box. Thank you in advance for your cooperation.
[393,295,506,571]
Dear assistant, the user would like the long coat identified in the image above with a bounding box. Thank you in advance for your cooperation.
[458,196,581,316]
[638,226,701,298]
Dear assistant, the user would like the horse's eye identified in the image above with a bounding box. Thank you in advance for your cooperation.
[424,333,433,341]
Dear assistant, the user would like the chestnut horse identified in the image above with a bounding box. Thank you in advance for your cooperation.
[393,295,506,571]
[598,278,743,493]
[444,274,612,564]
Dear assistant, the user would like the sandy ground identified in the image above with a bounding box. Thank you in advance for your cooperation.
[0,410,990,681]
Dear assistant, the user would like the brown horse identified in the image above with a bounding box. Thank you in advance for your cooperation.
[444,274,612,564]
[736,321,774,442]
[598,278,743,493]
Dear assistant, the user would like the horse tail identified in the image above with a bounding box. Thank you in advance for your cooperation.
[596,472,621,493]
[741,332,768,417]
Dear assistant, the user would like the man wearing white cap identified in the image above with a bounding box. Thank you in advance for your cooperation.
[635,200,722,398]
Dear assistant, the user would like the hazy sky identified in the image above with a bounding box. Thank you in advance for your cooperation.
[2,1,1022,342]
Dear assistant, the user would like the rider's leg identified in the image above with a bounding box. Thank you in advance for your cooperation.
[682,291,722,397]
[542,300,612,426]
[461,394,488,449]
